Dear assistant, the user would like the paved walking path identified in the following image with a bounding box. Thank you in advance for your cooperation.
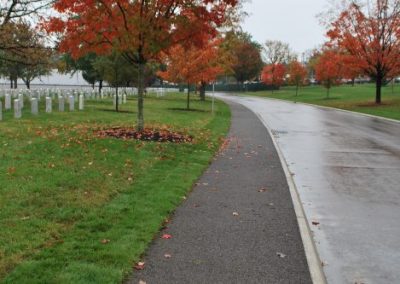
[127,102,312,284]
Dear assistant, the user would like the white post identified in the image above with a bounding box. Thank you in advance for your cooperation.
[18,94,24,109]
[5,94,11,110]
[79,94,84,110]
[212,82,215,115]
[69,95,75,111]
[14,99,21,118]
[59,96,65,112]
[46,97,52,113]
[31,98,38,115]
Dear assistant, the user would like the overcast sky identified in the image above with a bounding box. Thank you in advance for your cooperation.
[242,0,328,55]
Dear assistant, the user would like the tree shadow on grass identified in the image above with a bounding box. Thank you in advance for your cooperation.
[99,109,136,114]
[168,108,207,113]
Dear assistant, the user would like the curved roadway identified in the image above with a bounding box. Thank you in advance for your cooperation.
[217,93,400,284]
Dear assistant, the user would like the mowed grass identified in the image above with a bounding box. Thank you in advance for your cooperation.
[243,84,400,120]
[0,93,230,283]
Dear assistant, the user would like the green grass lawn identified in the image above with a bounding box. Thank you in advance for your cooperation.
[242,84,400,120]
[0,93,230,284]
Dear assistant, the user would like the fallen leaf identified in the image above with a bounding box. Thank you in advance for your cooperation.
[276,252,286,258]
[258,188,267,193]
[101,239,110,244]
[202,183,208,186]
[7,167,16,174]
[138,280,147,284]
[232,212,239,217]
[161,234,172,239]
[134,262,145,270]
[164,254,172,259]
[312,221,320,226]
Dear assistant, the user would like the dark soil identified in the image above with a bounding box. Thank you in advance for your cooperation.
[96,127,193,143]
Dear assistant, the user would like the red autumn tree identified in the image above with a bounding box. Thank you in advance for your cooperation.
[287,60,308,96]
[45,0,238,130]
[159,40,224,109]
[327,0,400,103]
[261,64,286,92]
[315,50,344,98]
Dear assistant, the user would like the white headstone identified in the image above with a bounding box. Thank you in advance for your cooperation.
[46,97,52,113]
[118,94,122,105]
[14,99,21,118]
[18,94,24,108]
[5,94,11,110]
[79,95,84,110]
[113,95,117,107]
[59,96,65,112]
[31,98,38,115]
[69,96,74,111]
[122,94,127,104]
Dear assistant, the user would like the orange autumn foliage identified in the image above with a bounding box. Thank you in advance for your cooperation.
[315,50,344,97]
[327,0,400,103]
[287,61,308,96]
[159,40,224,86]
[261,64,286,90]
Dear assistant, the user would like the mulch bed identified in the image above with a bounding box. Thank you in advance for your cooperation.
[96,127,193,143]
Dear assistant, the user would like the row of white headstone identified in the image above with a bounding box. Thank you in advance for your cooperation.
[0,95,84,121]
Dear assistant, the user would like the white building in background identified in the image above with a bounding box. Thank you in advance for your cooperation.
[0,69,89,89]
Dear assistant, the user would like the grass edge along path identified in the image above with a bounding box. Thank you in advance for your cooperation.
[241,84,400,121]
[1,96,231,284]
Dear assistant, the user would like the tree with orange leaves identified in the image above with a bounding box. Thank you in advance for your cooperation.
[261,64,286,92]
[159,40,224,110]
[287,60,308,96]
[315,49,344,98]
[45,0,238,130]
[327,0,400,103]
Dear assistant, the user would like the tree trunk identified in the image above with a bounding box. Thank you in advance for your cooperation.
[26,80,31,90]
[376,75,382,104]
[137,61,145,131]
[14,78,17,89]
[10,77,13,89]
[98,80,103,95]
[327,87,330,99]
[200,81,206,101]
[92,82,95,89]
[116,86,119,112]
[187,83,190,110]
[295,84,299,96]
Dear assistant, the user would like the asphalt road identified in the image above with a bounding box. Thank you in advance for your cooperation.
[216,94,400,284]
[127,101,312,284]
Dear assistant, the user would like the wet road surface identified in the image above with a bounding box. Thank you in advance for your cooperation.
[217,94,400,284]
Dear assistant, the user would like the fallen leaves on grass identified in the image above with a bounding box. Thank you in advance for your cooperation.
[101,239,110,244]
[96,127,193,143]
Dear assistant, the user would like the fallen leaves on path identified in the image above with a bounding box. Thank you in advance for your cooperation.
[232,212,239,217]
[258,188,268,193]
[134,262,146,270]
[161,234,172,239]
[164,254,172,259]
[276,252,287,258]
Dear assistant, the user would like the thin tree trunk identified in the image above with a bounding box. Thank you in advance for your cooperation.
[98,80,103,95]
[137,61,145,131]
[200,81,206,101]
[187,83,190,110]
[295,84,299,96]
[14,78,17,89]
[116,86,119,112]
[10,77,13,89]
[376,75,382,104]
[327,87,330,99]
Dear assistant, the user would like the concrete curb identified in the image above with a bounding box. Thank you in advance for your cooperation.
[254,112,327,284]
